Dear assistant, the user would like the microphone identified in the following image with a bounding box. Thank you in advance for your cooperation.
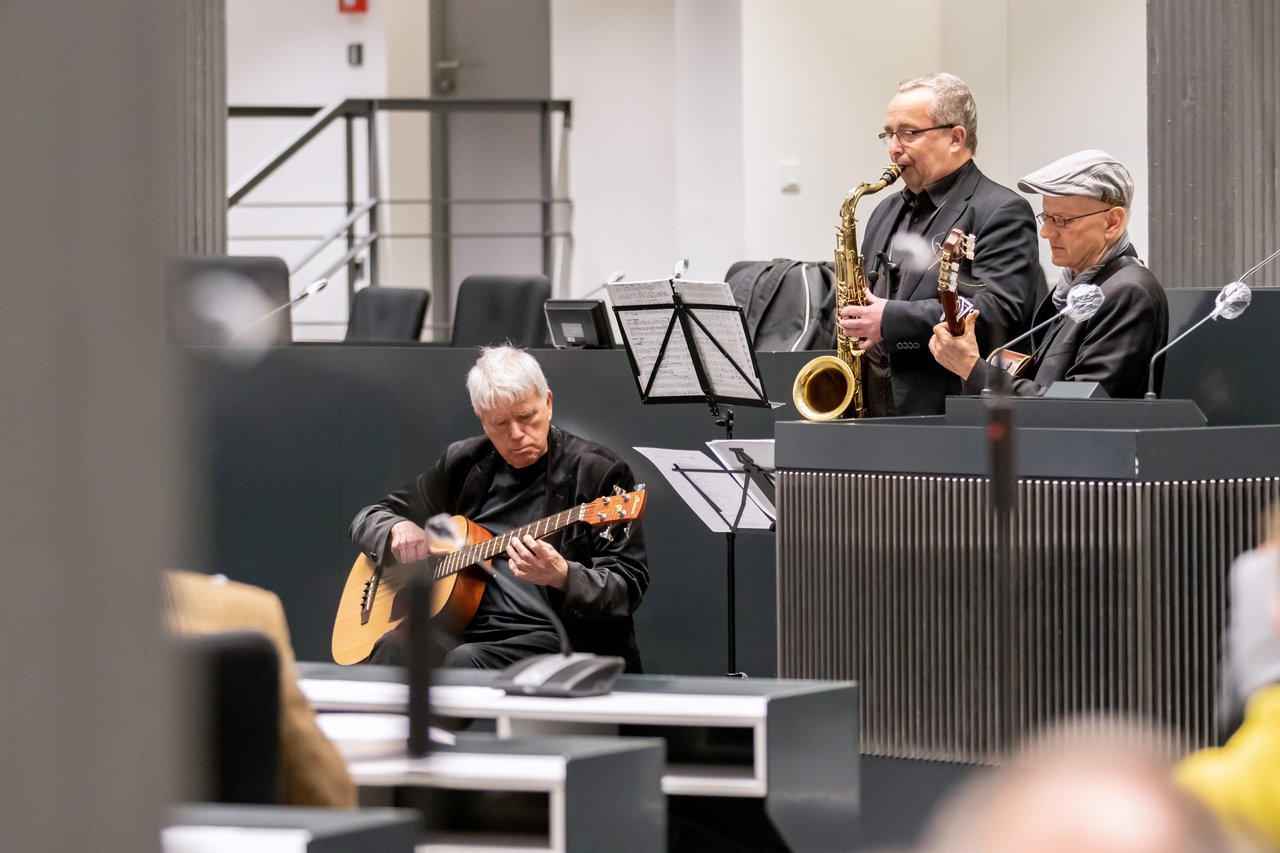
[983,283,1105,394]
[227,277,328,344]
[424,514,625,698]
[1144,280,1251,400]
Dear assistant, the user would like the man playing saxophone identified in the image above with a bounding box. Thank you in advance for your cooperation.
[839,72,1044,416]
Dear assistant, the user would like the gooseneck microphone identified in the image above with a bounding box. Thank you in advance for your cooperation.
[1144,280,1251,400]
[424,514,625,699]
[227,277,328,344]
[982,283,1105,395]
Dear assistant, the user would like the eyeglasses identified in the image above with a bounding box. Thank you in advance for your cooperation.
[1035,208,1114,228]
[877,124,955,145]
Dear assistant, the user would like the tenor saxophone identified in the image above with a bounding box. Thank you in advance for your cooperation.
[791,163,902,420]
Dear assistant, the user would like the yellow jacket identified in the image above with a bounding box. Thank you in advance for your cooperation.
[1175,684,1280,847]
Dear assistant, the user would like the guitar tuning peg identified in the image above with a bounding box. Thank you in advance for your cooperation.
[622,522,633,539]
[599,525,615,542]
[635,483,646,491]
[612,484,626,496]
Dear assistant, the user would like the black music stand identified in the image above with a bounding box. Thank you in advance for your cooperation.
[643,449,773,677]
[609,277,776,438]
[612,276,777,676]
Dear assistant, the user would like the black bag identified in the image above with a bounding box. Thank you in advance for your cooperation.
[726,259,836,351]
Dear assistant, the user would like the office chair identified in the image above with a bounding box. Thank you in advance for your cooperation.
[344,286,430,343]
[451,274,551,348]
[167,255,292,346]
[175,630,281,805]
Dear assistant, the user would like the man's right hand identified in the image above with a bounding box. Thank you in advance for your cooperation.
[389,520,431,564]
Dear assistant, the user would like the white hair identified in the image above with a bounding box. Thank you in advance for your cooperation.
[465,345,549,415]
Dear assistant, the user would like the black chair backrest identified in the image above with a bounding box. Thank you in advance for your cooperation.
[451,274,551,348]
[345,286,430,343]
[175,630,281,805]
[167,255,291,345]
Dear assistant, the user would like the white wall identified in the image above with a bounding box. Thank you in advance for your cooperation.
[227,0,1149,324]
[226,0,428,339]
[550,0,680,288]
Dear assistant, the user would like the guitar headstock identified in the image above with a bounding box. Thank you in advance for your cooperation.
[583,489,648,527]
[937,228,976,294]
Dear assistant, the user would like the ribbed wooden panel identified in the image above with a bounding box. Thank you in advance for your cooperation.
[1148,0,1279,289]
[777,472,1280,764]
[176,0,226,254]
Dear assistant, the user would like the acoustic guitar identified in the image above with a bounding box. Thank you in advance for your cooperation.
[331,489,648,665]
[937,227,976,335]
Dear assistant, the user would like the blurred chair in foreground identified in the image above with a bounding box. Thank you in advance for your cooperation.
[451,274,550,348]
[345,286,430,343]
[175,630,281,805]
[167,255,292,346]
[164,570,357,808]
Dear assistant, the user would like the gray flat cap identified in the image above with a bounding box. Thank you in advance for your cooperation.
[1017,149,1134,207]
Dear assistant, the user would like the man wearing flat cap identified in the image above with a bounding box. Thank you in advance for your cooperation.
[929,149,1169,398]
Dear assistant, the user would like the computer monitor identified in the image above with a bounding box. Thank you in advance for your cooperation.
[543,299,615,348]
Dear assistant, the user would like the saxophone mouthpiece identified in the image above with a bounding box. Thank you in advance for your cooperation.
[883,163,903,183]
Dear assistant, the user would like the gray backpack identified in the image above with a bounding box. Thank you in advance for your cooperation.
[726,259,836,351]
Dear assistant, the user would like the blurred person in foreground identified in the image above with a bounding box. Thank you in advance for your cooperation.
[916,717,1230,853]
[1175,506,1280,849]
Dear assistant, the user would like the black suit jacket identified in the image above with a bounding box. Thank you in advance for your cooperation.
[965,252,1169,399]
[350,426,649,671]
[861,160,1044,415]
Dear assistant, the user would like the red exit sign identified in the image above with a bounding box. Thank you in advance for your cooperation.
[338,0,368,13]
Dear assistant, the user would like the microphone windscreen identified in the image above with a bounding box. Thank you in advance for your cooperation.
[1214,281,1251,320]
[890,232,934,273]
[1064,283,1105,322]
[425,513,463,548]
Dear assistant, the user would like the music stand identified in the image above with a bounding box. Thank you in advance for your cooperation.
[634,439,776,677]
[607,277,778,436]
[610,273,779,677]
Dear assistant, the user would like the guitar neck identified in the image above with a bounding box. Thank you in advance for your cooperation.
[940,289,965,336]
[432,504,585,581]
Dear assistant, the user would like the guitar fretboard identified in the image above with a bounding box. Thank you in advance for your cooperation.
[432,504,586,581]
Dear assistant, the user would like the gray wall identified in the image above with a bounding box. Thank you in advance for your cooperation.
[1149,0,1280,290]
[0,1,189,849]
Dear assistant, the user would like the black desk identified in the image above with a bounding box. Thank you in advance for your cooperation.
[776,398,1280,764]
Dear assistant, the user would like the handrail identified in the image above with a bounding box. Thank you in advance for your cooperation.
[229,101,349,207]
[228,97,572,339]
[288,198,377,274]
[316,233,378,284]
[228,98,572,208]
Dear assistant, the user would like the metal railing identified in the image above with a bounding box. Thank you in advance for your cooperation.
[228,98,572,338]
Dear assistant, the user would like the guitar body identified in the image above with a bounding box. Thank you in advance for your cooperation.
[330,514,492,665]
[331,489,648,665]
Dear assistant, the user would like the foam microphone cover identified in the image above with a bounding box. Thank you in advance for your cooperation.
[1064,283,1105,322]
[1214,281,1251,320]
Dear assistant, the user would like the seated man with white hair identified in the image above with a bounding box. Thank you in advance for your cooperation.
[350,345,649,672]
[929,150,1169,398]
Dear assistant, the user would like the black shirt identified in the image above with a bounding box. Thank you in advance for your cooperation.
[877,159,974,298]
[466,454,557,641]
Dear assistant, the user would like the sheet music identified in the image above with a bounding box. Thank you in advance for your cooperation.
[634,446,773,532]
[607,279,763,401]
[706,439,776,519]
[607,279,702,396]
